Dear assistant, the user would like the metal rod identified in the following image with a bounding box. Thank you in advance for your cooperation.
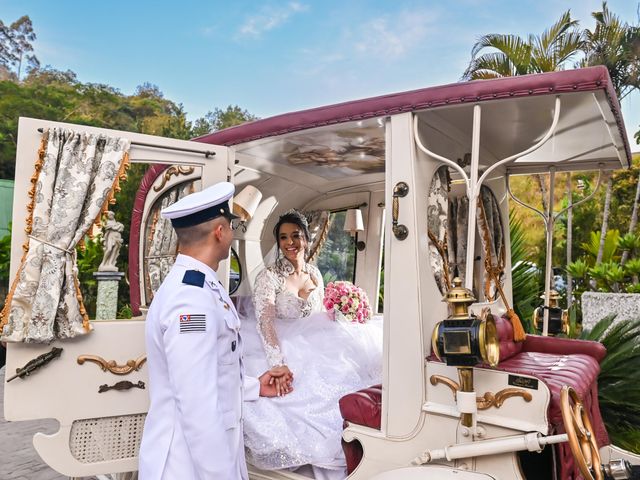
[413,115,471,198]
[476,96,561,193]
[465,104,482,289]
[416,432,568,464]
[506,173,548,225]
[37,127,216,158]
[329,202,368,214]
[542,167,556,336]
[553,167,604,220]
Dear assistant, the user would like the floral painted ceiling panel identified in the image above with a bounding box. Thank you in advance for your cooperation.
[237,120,385,179]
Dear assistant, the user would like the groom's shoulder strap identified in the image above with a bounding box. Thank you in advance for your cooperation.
[182,270,206,288]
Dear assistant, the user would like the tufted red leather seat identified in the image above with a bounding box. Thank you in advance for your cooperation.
[339,385,382,474]
[339,317,608,477]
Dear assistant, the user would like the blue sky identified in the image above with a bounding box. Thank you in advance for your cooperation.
[2,0,639,148]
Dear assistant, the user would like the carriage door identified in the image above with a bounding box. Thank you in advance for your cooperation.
[3,117,231,477]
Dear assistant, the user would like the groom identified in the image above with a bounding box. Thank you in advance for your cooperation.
[139,181,292,480]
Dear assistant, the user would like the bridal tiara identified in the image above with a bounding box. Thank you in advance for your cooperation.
[282,209,310,229]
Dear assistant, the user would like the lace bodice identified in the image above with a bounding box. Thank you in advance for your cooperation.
[253,258,324,367]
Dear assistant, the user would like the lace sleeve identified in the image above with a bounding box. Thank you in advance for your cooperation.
[253,268,286,367]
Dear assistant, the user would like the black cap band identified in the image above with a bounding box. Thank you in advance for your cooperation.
[170,201,238,228]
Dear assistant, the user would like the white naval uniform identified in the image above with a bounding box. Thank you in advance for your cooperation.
[139,254,259,480]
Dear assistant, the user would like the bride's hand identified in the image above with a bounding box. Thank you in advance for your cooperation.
[269,365,294,396]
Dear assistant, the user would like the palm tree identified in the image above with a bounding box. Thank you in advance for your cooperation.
[582,2,640,101]
[582,2,640,262]
[462,10,583,80]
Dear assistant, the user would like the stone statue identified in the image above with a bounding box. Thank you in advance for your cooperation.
[99,211,124,272]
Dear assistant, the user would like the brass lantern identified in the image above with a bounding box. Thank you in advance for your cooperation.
[533,290,569,335]
[431,278,499,368]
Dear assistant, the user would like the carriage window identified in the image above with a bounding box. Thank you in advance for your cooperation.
[143,179,197,304]
[143,177,243,301]
[315,210,357,284]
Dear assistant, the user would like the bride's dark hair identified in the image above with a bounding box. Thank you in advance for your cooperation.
[273,210,311,243]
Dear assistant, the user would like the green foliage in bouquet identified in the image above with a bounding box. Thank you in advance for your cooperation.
[580,315,640,453]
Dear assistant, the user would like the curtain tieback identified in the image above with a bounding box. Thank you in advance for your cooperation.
[28,235,74,255]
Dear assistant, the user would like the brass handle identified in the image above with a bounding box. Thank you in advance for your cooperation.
[77,354,147,375]
[392,182,409,240]
[430,374,460,401]
[429,375,532,410]
[98,380,146,393]
[476,388,533,410]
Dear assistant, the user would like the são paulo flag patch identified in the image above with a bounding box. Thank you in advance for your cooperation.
[179,314,206,333]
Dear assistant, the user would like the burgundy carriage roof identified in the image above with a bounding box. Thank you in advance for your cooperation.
[195,66,631,164]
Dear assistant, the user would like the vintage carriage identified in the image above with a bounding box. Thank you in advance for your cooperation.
[3,65,640,479]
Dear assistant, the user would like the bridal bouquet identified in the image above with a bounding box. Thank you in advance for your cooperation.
[323,281,372,323]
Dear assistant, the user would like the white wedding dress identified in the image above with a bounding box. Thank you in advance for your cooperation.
[240,258,383,479]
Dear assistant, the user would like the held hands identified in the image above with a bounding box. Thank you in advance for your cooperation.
[259,365,294,397]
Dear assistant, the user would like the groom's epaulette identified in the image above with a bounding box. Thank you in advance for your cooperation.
[182,270,205,287]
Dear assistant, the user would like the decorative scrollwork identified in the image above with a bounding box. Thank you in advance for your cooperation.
[77,354,147,375]
[429,375,532,410]
[153,166,195,192]
[476,388,533,410]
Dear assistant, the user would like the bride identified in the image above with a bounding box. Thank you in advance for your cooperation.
[240,210,383,480]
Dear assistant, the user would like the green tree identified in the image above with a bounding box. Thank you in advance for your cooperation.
[192,105,258,136]
[581,2,640,261]
[0,16,39,81]
[582,2,640,101]
[462,10,583,80]
[0,223,11,303]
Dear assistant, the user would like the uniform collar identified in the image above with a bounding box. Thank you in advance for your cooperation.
[174,253,220,285]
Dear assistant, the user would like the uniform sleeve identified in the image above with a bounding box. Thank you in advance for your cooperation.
[244,375,260,401]
[162,287,235,478]
[253,268,286,367]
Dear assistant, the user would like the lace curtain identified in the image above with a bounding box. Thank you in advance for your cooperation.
[1,128,130,343]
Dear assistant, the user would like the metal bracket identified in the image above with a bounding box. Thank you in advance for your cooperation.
[98,380,146,393]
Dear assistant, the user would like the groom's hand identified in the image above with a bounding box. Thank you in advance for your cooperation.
[259,366,293,397]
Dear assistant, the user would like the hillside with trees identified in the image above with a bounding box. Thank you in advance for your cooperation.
[0,14,257,316]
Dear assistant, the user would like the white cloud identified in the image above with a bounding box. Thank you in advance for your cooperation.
[353,10,436,59]
[291,8,439,81]
[238,2,308,38]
